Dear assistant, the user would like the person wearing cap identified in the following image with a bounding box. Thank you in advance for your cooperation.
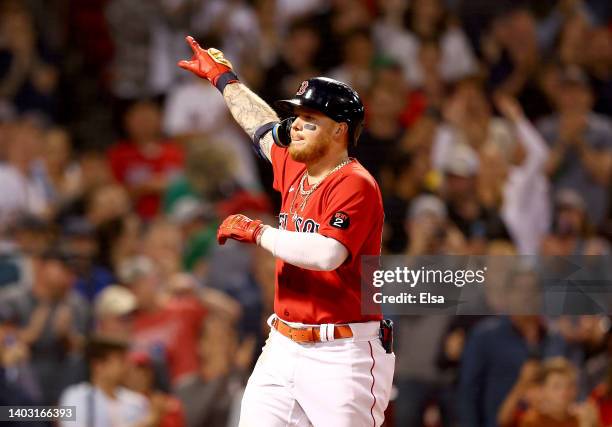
[63,217,115,303]
[395,194,467,426]
[541,188,610,256]
[438,140,511,251]
[404,194,466,256]
[0,244,89,404]
[94,285,137,340]
[538,65,612,227]
[124,351,186,427]
[118,257,206,388]
[58,336,153,427]
[178,37,394,426]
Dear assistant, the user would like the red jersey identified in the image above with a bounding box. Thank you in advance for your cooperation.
[107,140,184,219]
[270,144,384,324]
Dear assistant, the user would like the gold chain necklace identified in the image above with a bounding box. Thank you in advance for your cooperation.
[290,158,353,216]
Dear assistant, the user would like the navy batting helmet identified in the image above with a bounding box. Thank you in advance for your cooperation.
[275,77,365,145]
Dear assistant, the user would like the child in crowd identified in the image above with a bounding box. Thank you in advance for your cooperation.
[520,357,599,427]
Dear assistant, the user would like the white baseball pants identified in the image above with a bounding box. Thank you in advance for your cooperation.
[239,316,395,427]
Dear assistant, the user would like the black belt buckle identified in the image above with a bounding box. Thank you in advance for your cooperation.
[379,319,394,354]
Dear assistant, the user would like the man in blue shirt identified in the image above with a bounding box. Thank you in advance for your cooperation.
[458,315,576,427]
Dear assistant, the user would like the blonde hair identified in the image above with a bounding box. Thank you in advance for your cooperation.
[536,357,577,384]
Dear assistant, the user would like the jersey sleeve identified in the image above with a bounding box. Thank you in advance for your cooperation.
[317,173,382,261]
[270,144,293,193]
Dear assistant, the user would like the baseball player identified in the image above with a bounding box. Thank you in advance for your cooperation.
[178,36,395,427]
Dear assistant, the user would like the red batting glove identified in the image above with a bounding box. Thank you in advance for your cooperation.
[217,214,265,245]
[177,36,238,90]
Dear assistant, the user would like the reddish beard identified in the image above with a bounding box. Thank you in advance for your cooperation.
[288,136,329,163]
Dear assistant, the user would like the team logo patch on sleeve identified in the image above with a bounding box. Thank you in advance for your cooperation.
[330,211,350,229]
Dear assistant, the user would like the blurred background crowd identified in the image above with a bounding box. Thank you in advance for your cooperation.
[0,0,610,426]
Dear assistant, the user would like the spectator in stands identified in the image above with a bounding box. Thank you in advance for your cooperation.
[483,7,551,119]
[162,76,230,140]
[10,214,54,259]
[54,148,115,225]
[63,217,115,302]
[352,81,405,182]
[555,316,611,395]
[585,27,612,117]
[93,285,136,340]
[458,312,578,427]
[0,244,88,404]
[107,100,184,220]
[125,351,186,427]
[85,184,132,227]
[394,195,467,425]
[328,28,376,94]
[374,0,477,88]
[95,213,141,274]
[497,358,542,427]
[493,94,551,254]
[261,18,321,102]
[0,216,47,290]
[119,258,206,386]
[0,6,59,119]
[541,189,610,255]
[0,120,48,231]
[189,0,259,71]
[58,336,152,427]
[519,357,599,427]
[142,219,183,282]
[439,146,510,252]
[405,194,467,256]
[590,357,612,427]
[176,313,254,427]
[558,11,590,67]
[0,322,43,407]
[40,128,82,211]
[538,66,612,227]
[435,78,517,171]
[166,197,217,278]
[105,0,164,100]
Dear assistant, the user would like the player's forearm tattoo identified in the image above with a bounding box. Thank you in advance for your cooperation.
[223,83,279,160]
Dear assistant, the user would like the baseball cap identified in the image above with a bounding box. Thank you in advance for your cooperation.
[408,195,448,220]
[555,188,586,211]
[128,351,153,367]
[12,214,51,233]
[94,285,137,318]
[169,197,215,225]
[62,217,95,238]
[39,242,80,270]
[117,256,155,285]
[441,144,479,177]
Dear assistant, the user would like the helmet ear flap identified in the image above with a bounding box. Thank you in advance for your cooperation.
[272,117,294,148]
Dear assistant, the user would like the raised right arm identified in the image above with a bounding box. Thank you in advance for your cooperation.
[177,36,281,162]
[223,82,278,161]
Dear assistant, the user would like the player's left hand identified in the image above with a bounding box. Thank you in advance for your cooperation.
[217,214,265,245]
[177,36,235,87]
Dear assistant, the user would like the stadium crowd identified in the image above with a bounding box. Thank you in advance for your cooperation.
[0,0,611,426]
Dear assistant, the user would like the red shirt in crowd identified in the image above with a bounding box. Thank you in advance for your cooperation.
[132,296,206,384]
[591,383,612,426]
[158,394,187,427]
[270,144,384,325]
[107,140,184,219]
